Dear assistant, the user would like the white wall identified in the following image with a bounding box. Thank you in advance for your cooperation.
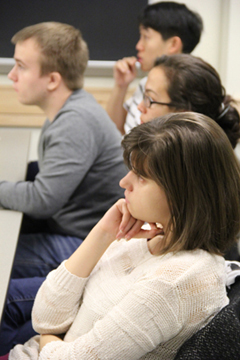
[223,0,240,97]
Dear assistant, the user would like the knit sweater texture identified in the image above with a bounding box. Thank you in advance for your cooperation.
[0,89,127,239]
[10,238,228,360]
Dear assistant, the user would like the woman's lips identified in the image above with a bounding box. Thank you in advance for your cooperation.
[124,192,130,204]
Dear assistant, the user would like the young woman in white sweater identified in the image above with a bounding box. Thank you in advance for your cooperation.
[9,112,240,360]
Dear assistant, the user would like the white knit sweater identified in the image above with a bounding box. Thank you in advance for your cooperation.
[10,238,228,360]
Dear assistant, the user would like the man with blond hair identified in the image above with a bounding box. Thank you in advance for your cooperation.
[0,22,126,279]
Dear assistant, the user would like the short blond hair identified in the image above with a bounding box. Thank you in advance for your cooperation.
[12,22,89,90]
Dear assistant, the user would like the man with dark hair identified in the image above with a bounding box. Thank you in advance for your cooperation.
[0,22,127,279]
[106,1,203,135]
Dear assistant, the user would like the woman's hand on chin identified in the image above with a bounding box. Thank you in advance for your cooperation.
[128,222,164,240]
[98,199,143,240]
[98,199,163,241]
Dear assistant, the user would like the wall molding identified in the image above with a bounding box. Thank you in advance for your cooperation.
[0,58,145,78]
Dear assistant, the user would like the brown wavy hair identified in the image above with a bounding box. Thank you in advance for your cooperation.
[154,54,240,148]
[122,112,240,255]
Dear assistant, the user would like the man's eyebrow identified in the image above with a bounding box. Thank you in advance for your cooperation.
[14,57,27,66]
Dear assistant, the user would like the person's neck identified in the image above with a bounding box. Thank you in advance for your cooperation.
[41,87,73,122]
[147,232,172,256]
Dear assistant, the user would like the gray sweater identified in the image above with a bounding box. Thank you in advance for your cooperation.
[0,89,127,239]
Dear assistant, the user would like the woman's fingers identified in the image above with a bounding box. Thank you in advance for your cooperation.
[116,214,137,239]
[115,201,164,241]
[123,219,145,240]
[116,201,142,239]
[123,222,164,240]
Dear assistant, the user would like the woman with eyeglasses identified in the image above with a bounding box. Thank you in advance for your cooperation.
[138,54,240,149]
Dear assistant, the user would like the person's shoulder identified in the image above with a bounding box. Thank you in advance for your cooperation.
[124,76,147,122]
[139,76,147,89]
[132,76,147,97]
[154,250,225,285]
[174,249,224,270]
[63,89,114,122]
[53,89,110,125]
[65,89,99,110]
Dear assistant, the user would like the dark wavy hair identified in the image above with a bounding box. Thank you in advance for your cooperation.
[154,54,240,148]
[138,1,203,53]
[122,113,240,255]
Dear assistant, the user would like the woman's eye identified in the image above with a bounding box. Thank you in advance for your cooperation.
[132,169,145,182]
[137,174,145,182]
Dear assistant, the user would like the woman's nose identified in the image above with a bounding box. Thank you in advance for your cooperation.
[138,100,147,113]
[119,171,133,190]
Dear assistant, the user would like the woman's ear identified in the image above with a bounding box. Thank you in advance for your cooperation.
[166,36,183,55]
[47,72,62,91]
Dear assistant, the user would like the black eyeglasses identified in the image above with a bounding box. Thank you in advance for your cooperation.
[143,93,175,108]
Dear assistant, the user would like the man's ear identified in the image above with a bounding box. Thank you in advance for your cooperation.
[166,36,183,55]
[47,72,62,91]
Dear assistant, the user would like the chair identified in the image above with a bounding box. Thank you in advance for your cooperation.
[0,355,9,360]
[174,277,240,360]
